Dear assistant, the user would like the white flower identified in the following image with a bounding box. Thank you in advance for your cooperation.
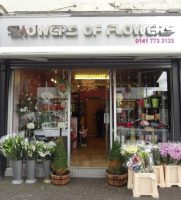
[27,122,35,130]
[58,122,65,128]
[27,97,31,101]
[19,108,24,113]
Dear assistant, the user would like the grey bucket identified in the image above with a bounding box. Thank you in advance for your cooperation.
[25,160,37,183]
[43,159,51,183]
[43,159,51,179]
[11,160,23,184]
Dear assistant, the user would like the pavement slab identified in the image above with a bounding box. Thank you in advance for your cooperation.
[0,177,181,200]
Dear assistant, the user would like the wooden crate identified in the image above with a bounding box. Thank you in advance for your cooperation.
[127,169,134,189]
[164,165,181,187]
[133,173,159,198]
[153,165,165,188]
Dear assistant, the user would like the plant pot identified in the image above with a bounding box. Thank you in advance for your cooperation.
[11,160,23,184]
[25,160,37,184]
[106,171,128,187]
[153,165,165,187]
[164,165,181,187]
[151,98,159,108]
[43,159,51,184]
[50,170,70,185]
[127,169,134,189]
[133,173,159,198]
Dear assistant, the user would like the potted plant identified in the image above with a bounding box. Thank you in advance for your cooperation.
[152,146,165,187]
[23,139,40,183]
[159,142,181,187]
[37,141,56,183]
[50,137,70,185]
[0,134,25,184]
[106,140,128,187]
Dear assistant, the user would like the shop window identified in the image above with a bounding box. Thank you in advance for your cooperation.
[12,69,69,138]
[116,69,169,144]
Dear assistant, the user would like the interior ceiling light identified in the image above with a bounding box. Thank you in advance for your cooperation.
[74,74,109,80]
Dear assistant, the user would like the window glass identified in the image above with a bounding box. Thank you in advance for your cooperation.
[116,69,169,144]
[13,69,69,138]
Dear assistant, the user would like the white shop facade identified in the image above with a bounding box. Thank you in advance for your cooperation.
[0,14,181,177]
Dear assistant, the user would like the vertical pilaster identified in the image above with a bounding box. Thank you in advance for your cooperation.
[171,61,181,141]
[0,61,9,178]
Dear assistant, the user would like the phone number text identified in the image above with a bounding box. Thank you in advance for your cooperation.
[135,38,174,44]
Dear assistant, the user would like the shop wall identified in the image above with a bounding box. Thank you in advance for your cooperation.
[0,62,9,177]
[0,0,181,12]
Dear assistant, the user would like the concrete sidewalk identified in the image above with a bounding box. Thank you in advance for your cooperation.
[0,177,181,200]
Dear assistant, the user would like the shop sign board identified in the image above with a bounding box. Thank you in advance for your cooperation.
[0,16,181,56]
[0,16,179,47]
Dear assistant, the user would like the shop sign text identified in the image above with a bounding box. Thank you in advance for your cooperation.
[7,24,174,38]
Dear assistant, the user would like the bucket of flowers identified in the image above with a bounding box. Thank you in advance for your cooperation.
[159,142,181,187]
[0,134,25,184]
[37,141,56,183]
[22,139,40,184]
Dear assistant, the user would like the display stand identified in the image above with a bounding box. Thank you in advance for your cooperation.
[133,173,159,198]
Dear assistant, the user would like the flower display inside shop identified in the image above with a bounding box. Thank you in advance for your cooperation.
[17,93,37,115]
[17,93,37,131]
[56,78,70,98]
[27,122,35,130]
[57,79,69,93]
[140,120,150,127]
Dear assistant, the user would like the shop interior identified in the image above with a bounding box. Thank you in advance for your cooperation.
[12,67,170,168]
[70,69,109,167]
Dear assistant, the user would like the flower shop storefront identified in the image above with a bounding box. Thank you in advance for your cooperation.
[0,15,181,178]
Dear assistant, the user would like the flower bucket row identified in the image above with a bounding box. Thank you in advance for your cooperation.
[0,134,56,184]
[121,142,181,198]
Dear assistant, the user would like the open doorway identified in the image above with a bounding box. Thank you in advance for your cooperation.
[70,69,109,167]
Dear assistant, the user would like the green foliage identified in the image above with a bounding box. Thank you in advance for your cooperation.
[107,141,127,175]
[52,137,67,175]
[0,135,25,160]
[152,148,162,165]
[108,140,121,161]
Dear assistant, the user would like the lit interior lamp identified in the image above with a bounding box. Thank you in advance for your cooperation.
[74,74,109,80]
[51,78,57,83]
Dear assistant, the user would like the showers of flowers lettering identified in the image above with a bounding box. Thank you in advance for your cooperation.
[120,142,153,173]
[159,142,181,165]
[17,93,38,131]
[0,134,25,160]
[36,141,56,160]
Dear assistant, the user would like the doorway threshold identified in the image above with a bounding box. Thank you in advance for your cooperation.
[70,166,106,178]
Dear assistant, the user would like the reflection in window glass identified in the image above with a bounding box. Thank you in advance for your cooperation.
[13,69,69,138]
[116,69,169,144]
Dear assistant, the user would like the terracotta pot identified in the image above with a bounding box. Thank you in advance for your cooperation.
[50,170,70,185]
[106,171,128,187]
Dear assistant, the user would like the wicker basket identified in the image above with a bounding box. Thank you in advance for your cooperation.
[50,171,70,185]
[106,172,128,187]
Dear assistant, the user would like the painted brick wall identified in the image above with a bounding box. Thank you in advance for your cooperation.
[0,0,181,13]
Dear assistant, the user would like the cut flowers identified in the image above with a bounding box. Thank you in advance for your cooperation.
[0,134,25,160]
[159,142,181,165]
[37,141,56,160]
